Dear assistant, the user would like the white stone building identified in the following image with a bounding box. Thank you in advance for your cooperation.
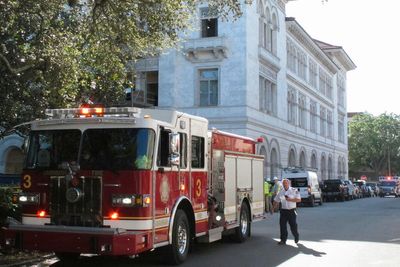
[129,0,356,181]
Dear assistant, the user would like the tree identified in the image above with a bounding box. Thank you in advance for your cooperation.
[0,0,244,128]
[348,113,400,178]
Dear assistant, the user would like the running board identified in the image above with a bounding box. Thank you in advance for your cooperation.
[197,227,224,243]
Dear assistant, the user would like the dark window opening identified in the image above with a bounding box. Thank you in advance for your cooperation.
[158,129,171,167]
[202,18,218,38]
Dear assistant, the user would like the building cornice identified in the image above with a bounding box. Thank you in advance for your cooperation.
[286,18,339,74]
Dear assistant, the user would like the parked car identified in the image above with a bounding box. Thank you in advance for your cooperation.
[321,179,350,201]
[343,180,356,200]
[283,168,323,207]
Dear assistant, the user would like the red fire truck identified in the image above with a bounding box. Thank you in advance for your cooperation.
[0,105,264,264]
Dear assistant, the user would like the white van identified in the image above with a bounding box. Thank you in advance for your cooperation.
[282,168,323,206]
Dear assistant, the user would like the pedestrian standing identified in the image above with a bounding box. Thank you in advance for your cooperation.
[264,178,273,214]
[271,177,281,212]
[273,178,301,245]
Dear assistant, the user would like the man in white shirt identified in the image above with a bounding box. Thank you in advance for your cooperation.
[273,178,301,245]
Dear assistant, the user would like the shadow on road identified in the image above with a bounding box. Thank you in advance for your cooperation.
[48,237,328,267]
[296,243,326,257]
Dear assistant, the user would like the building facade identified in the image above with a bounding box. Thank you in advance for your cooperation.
[128,0,356,181]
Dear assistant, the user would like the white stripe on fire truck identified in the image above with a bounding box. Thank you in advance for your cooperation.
[22,216,51,225]
[194,211,208,221]
[103,217,170,230]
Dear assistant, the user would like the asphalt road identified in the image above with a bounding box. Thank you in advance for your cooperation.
[31,197,400,267]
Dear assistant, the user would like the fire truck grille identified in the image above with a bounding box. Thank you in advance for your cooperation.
[50,176,102,227]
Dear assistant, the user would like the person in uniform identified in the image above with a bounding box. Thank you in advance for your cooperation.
[273,178,301,245]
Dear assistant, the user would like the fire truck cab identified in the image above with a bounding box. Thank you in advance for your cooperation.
[0,106,264,264]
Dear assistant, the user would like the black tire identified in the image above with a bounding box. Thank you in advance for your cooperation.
[340,194,345,202]
[55,252,80,262]
[167,209,190,265]
[319,196,323,205]
[233,203,250,243]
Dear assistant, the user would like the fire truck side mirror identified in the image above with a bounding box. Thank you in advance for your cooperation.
[169,133,180,166]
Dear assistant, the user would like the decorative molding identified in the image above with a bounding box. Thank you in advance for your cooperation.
[184,37,228,63]
[286,20,338,74]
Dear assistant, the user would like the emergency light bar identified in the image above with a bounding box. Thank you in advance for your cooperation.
[45,106,140,119]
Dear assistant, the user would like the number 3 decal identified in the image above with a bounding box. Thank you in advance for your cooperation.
[23,175,32,189]
[195,179,201,197]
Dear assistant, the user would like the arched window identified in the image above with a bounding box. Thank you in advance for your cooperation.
[338,157,342,178]
[288,148,296,167]
[270,148,279,178]
[5,147,24,174]
[299,151,306,168]
[311,153,317,169]
[271,13,278,54]
[328,157,333,179]
[259,146,268,179]
[321,155,326,180]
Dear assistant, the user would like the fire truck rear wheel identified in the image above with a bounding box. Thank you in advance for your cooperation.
[234,203,250,243]
[55,252,80,262]
[167,209,190,265]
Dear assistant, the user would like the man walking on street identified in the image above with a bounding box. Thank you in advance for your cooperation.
[273,178,301,245]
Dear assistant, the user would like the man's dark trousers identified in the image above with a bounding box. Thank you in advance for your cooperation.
[279,209,299,242]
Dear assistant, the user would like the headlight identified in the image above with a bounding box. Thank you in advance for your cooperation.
[112,194,152,207]
[18,193,40,204]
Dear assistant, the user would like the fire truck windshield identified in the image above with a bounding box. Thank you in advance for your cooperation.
[26,130,81,169]
[26,128,155,170]
[79,128,155,170]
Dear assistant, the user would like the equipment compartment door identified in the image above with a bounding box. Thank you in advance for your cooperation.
[224,155,237,223]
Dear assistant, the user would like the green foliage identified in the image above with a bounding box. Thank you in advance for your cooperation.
[0,0,244,128]
[0,187,21,227]
[348,113,400,176]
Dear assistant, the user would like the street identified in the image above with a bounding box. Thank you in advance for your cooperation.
[25,197,400,267]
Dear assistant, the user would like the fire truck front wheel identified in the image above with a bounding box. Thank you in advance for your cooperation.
[233,203,250,243]
[167,209,190,265]
[55,252,80,262]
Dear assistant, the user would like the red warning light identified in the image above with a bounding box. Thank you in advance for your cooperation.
[37,210,46,218]
[110,212,119,220]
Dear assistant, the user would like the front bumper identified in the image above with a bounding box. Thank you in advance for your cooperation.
[1,224,152,256]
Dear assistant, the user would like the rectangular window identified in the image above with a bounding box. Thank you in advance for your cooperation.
[338,115,345,143]
[320,107,326,137]
[191,136,205,168]
[200,7,218,38]
[126,71,158,107]
[157,129,171,167]
[199,69,218,106]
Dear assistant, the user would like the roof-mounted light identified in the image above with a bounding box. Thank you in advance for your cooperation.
[45,105,140,119]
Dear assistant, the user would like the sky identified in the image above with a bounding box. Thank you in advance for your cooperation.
[286,0,400,115]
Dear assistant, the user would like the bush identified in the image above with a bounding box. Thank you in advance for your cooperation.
[0,187,21,227]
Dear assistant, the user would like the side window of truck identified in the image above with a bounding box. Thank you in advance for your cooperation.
[158,129,171,167]
[191,136,204,168]
[180,133,187,169]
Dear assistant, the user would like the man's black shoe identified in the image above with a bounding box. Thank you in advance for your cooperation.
[277,241,286,245]
[295,236,299,244]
